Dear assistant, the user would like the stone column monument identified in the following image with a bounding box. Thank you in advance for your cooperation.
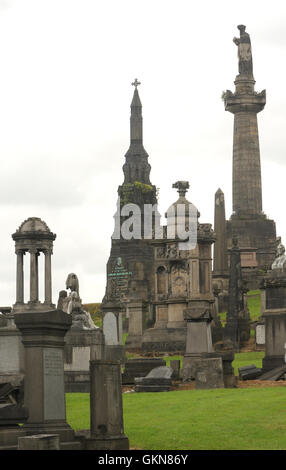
[13,218,80,449]
[224,25,277,287]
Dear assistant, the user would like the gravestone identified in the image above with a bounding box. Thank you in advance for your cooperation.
[103,310,125,363]
[103,312,119,345]
[84,360,129,450]
[255,323,265,348]
[194,357,224,390]
[134,366,173,392]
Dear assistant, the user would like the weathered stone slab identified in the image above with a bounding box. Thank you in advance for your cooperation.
[18,434,60,450]
[43,348,65,421]
[122,358,166,384]
[259,365,286,381]
[194,358,224,389]
[134,366,173,392]
[238,364,262,380]
[103,312,118,346]
[255,323,265,345]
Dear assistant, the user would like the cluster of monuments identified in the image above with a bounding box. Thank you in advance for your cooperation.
[0,25,286,450]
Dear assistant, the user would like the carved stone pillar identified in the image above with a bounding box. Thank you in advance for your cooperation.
[44,249,52,304]
[16,249,24,303]
[29,249,39,302]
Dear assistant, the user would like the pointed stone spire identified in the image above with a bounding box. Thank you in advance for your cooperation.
[123,80,151,184]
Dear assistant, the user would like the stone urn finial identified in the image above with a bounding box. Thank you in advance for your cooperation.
[172,181,189,198]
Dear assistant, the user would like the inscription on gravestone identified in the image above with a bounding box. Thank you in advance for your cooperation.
[43,348,65,421]
[256,324,265,345]
[103,312,118,346]
[266,287,286,309]
[108,257,132,301]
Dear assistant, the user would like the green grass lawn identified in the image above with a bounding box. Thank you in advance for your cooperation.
[66,386,286,450]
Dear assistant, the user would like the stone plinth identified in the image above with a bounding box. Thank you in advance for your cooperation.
[182,308,213,380]
[194,357,224,390]
[14,310,79,448]
[18,434,60,450]
[220,350,237,388]
[85,360,129,450]
[141,327,186,353]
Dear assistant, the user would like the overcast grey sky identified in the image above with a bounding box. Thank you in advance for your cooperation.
[0,0,286,305]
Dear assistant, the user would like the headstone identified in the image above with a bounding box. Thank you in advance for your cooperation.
[194,357,224,390]
[85,360,129,450]
[103,312,118,345]
[134,366,173,392]
[18,434,60,450]
[255,323,265,346]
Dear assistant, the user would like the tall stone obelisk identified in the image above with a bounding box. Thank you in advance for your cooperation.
[212,188,229,313]
[224,25,277,286]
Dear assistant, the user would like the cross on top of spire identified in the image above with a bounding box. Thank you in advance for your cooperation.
[132,78,141,89]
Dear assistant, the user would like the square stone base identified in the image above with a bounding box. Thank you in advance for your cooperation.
[85,433,129,450]
[0,426,25,449]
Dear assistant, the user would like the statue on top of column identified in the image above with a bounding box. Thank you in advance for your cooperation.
[233,25,253,76]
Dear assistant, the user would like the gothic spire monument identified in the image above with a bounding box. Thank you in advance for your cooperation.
[223,26,277,286]
[101,81,158,348]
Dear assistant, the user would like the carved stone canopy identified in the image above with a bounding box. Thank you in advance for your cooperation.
[12,217,56,251]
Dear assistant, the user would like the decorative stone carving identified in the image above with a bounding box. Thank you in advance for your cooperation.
[233,25,253,76]
[170,263,187,298]
[58,273,96,330]
[271,239,286,271]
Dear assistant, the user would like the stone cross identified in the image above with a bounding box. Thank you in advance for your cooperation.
[132,78,141,89]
